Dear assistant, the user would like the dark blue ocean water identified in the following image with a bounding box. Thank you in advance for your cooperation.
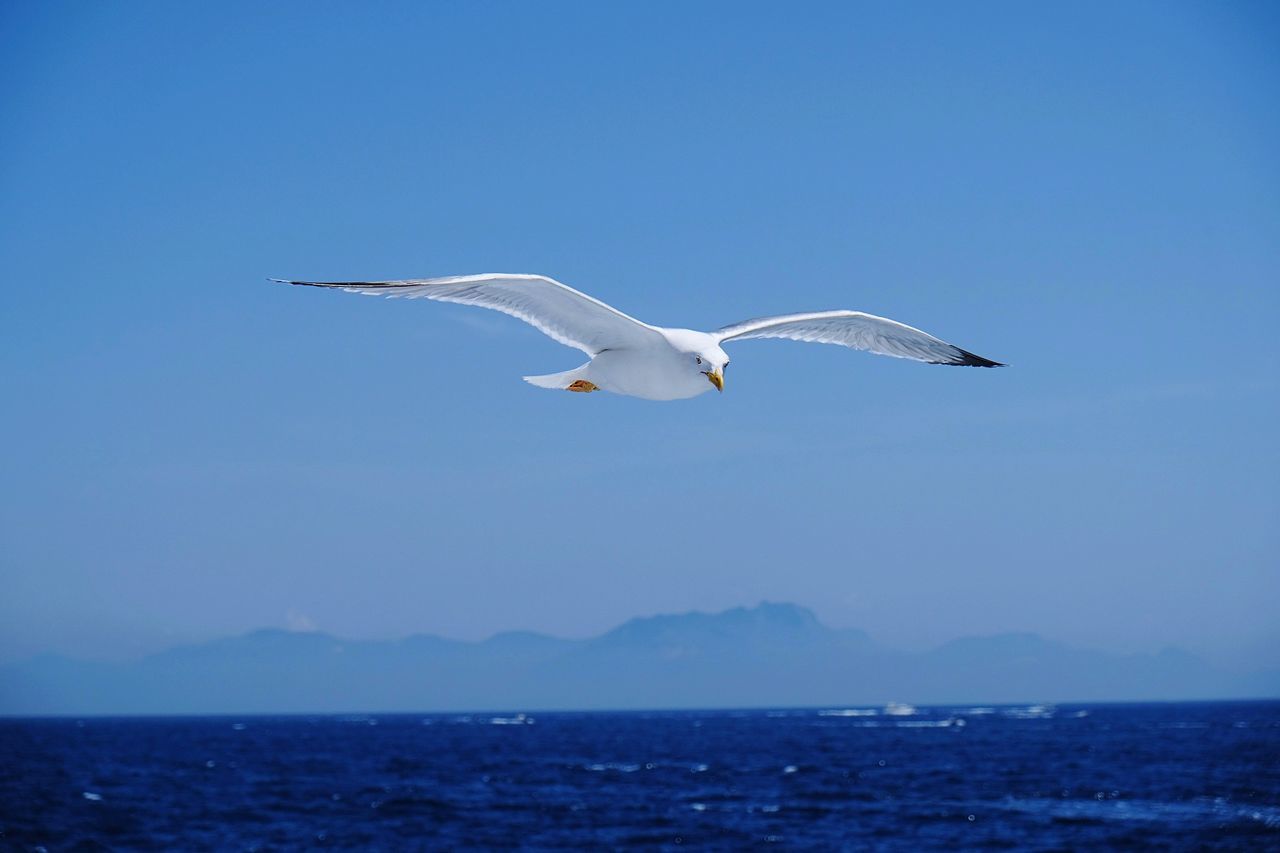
[2,701,1277,850]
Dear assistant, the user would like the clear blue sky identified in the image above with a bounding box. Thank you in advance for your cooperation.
[2,1,1276,671]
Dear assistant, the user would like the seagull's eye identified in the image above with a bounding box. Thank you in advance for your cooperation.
[695,357,702,364]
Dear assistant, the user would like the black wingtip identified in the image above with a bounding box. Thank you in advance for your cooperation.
[265,279,418,289]
[933,348,1005,368]
[267,278,341,287]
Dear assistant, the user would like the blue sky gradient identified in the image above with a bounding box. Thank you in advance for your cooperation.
[1,1,1277,669]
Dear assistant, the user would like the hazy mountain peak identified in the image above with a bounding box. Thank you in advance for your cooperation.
[729,601,822,627]
[593,601,825,648]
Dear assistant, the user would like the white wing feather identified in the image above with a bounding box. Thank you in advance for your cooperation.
[715,310,1002,367]
[271,274,661,355]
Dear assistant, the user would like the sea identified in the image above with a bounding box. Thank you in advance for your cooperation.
[2,701,1277,850]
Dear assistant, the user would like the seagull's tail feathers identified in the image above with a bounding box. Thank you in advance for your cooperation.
[523,363,592,391]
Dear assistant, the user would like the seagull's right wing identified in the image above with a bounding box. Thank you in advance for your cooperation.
[270,273,662,356]
[715,310,1003,367]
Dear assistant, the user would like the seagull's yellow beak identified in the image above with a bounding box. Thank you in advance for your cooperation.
[703,369,724,393]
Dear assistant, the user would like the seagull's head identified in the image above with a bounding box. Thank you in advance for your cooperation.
[689,346,729,393]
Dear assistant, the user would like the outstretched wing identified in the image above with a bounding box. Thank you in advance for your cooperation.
[715,310,1003,367]
[271,273,661,355]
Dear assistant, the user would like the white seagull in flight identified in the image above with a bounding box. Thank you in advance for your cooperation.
[272,274,1003,400]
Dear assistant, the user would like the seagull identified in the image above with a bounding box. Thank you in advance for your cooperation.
[271,273,1003,401]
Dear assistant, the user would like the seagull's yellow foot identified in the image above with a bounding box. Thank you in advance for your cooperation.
[566,380,599,393]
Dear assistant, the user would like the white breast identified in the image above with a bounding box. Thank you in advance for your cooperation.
[584,347,712,401]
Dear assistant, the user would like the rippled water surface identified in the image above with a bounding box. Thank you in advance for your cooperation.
[2,701,1278,849]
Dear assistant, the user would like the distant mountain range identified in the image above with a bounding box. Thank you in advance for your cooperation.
[2,603,1274,715]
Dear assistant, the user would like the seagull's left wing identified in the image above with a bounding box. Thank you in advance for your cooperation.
[715,310,1003,367]
[271,273,662,355]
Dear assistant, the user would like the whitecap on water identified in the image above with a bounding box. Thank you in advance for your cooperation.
[817,708,877,717]
[783,765,799,774]
[488,713,534,725]
[1002,705,1055,719]
[884,702,918,716]
[82,792,102,801]
[997,795,1280,828]
[896,717,961,728]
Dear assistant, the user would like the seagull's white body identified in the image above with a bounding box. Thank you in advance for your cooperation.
[273,273,1002,400]
[525,327,728,401]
